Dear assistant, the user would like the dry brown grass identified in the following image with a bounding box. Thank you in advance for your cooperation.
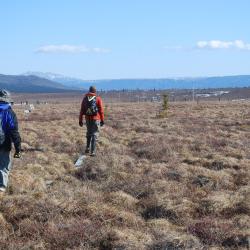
[0,99,249,249]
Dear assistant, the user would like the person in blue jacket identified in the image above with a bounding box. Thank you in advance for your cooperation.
[0,90,21,193]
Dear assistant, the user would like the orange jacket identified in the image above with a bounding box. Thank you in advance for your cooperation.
[79,92,104,122]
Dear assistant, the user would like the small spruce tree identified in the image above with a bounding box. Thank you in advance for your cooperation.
[162,93,169,111]
[157,93,169,118]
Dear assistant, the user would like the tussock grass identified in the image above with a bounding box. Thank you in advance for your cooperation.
[0,101,249,249]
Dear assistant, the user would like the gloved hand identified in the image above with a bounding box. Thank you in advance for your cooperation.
[14,152,21,158]
[100,121,104,127]
[79,121,83,127]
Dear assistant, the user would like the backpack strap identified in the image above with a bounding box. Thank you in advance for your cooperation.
[87,96,96,102]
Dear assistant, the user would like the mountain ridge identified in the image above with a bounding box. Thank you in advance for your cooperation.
[23,72,250,90]
[1,73,250,93]
[0,74,76,93]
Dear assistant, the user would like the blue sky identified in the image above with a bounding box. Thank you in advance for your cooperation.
[1,0,250,79]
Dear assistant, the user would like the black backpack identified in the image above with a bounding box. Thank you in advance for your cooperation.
[84,96,99,116]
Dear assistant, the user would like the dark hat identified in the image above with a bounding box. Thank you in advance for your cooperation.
[89,86,97,93]
[0,90,11,103]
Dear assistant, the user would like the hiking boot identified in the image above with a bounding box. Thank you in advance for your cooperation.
[0,187,6,193]
[90,152,96,157]
[85,148,90,154]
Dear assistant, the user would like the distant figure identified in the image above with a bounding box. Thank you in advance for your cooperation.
[0,90,21,193]
[79,86,104,156]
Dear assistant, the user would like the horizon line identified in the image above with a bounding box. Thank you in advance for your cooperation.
[2,72,250,81]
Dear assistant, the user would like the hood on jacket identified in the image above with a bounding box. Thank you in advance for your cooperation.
[86,92,96,97]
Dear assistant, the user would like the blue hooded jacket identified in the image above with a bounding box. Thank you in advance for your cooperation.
[0,102,21,152]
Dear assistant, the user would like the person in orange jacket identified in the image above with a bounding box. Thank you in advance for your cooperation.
[79,86,104,156]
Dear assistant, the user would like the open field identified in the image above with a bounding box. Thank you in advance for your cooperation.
[11,86,250,104]
[0,99,249,249]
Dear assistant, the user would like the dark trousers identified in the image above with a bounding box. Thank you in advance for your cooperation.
[86,120,100,153]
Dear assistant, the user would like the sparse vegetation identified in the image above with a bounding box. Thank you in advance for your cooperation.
[0,99,249,249]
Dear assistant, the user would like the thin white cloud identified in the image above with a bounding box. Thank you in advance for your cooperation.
[36,44,110,54]
[92,47,110,53]
[196,40,250,50]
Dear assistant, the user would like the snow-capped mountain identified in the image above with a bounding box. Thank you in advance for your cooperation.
[23,72,87,90]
